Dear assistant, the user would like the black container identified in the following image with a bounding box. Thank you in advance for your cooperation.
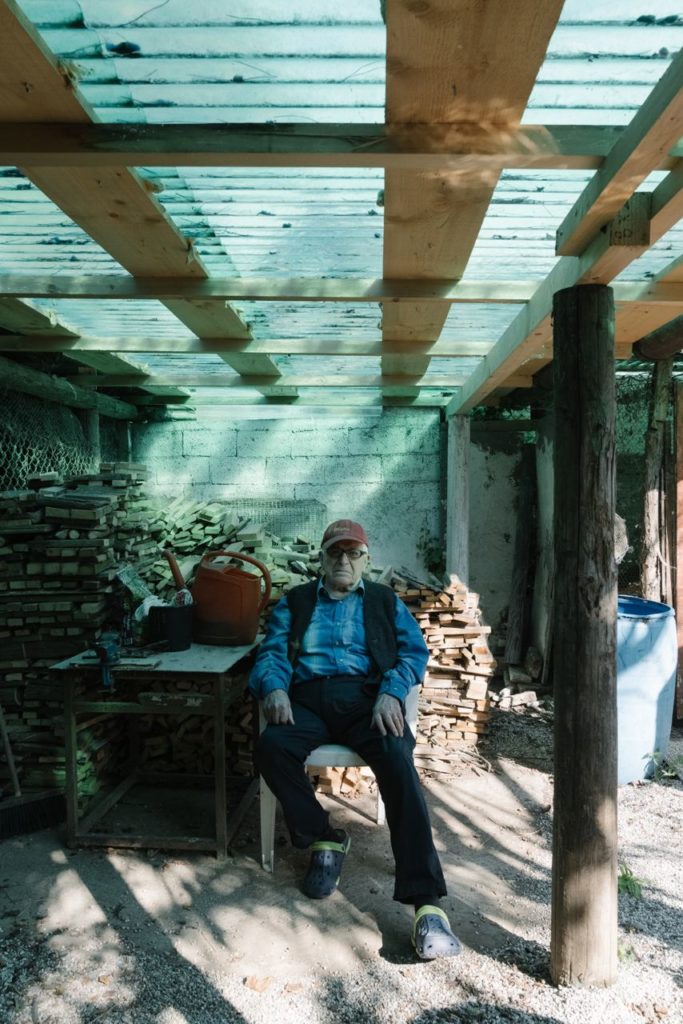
[148,605,193,652]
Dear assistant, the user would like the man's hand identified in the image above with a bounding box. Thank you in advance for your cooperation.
[371,693,404,737]
[263,689,294,726]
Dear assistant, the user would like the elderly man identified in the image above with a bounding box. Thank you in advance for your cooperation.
[250,519,462,959]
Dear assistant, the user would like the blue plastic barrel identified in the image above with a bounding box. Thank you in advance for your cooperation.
[617,595,677,784]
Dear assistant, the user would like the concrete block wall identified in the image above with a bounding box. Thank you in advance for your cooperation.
[132,408,443,577]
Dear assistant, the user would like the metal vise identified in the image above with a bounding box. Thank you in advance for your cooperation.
[93,631,121,690]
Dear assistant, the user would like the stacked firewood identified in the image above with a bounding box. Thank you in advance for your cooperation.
[0,467,500,792]
[388,571,497,774]
[312,765,375,798]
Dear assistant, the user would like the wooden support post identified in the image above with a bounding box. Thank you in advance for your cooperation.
[504,445,536,666]
[446,414,470,585]
[551,284,618,988]
[641,358,674,601]
[675,382,683,722]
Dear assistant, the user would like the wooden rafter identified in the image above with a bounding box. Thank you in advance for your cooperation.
[0,0,283,387]
[1,121,680,171]
[64,372,534,391]
[0,298,187,399]
[0,353,136,419]
[381,0,564,394]
[132,393,449,409]
[556,48,683,256]
[0,335,496,358]
[0,275,678,306]
[0,276,536,303]
[447,124,683,414]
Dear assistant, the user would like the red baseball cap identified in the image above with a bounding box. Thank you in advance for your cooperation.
[321,519,369,551]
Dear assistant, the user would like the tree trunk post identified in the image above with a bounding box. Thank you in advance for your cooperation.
[641,358,674,601]
[675,382,683,722]
[550,284,618,987]
[446,414,470,585]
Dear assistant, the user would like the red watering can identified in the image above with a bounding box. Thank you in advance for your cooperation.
[192,551,272,646]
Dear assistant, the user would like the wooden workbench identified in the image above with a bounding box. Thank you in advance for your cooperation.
[52,641,260,859]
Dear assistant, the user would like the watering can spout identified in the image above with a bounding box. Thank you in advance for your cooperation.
[192,551,272,646]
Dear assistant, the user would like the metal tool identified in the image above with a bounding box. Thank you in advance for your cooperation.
[92,631,121,690]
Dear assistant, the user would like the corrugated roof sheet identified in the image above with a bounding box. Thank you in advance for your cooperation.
[0,0,681,403]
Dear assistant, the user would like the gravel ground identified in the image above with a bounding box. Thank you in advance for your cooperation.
[1,714,681,1024]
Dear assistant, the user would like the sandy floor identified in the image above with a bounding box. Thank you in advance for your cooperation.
[1,716,681,1024]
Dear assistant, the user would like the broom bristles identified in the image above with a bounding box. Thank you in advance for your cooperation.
[0,791,66,840]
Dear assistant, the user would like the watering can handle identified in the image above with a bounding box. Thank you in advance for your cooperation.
[163,548,186,590]
[201,550,272,613]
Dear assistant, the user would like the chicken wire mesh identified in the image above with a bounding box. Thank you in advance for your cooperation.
[0,387,98,490]
[221,499,328,542]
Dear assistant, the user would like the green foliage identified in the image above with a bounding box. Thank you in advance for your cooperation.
[416,526,445,578]
[618,863,643,899]
[645,749,683,782]
[617,942,638,963]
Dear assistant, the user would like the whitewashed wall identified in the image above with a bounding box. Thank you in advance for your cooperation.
[132,408,443,578]
[469,440,523,633]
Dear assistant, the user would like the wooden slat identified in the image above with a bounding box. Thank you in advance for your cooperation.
[132,392,449,408]
[0,1,281,383]
[0,297,186,397]
[67,352,190,399]
[381,0,564,388]
[1,121,680,170]
[556,48,683,256]
[0,334,496,357]
[0,275,536,303]
[68,372,535,390]
[0,298,78,337]
[0,274,679,305]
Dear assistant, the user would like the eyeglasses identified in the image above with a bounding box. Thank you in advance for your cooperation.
[325,547,368,562]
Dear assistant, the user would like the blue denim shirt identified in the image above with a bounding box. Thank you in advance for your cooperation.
[249,579,428,703]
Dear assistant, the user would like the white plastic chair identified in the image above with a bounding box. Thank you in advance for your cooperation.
[259,686,420,872]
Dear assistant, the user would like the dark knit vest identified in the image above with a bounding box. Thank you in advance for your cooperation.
[285,579,398,677]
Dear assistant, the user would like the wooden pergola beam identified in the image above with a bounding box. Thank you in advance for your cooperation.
[0,297,78,338]
[1,122,679,171]
[0,335,496,357]
[132,392,449,408]
[0,275,679,306]
[0,1,282,385]
[0,276,536,303]
[0,298,187,397]
[447,164,683,413]
[64,372,534,390]
[633,314,683,361]
[381,0,564,389]
[556,47,683,256]
[0,354,136,419]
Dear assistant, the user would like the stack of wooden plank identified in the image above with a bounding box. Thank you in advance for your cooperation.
[392,572,496,774]
[311,765,374,798]
[129,670,254,779]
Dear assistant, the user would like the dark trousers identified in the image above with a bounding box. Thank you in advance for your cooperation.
[255,676,447,904]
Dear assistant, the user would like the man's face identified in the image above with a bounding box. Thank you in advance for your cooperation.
[321,541,369,592]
